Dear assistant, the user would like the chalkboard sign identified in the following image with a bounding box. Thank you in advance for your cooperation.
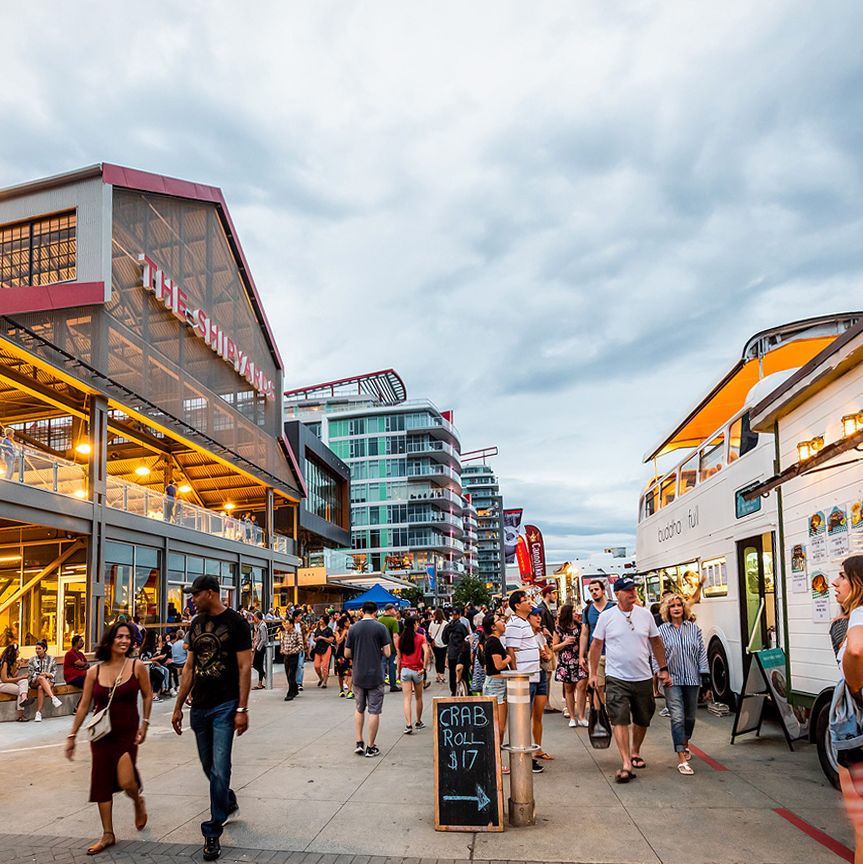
[433,696,504,833]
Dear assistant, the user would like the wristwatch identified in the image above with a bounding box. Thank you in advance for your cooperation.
[236,707,249,714]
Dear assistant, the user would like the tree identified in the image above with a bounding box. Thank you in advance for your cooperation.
[452,574,492,609]
[395,585,425,609]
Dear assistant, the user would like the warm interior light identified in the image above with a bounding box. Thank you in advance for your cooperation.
[0,554,22,563]
[73,489,87,499]
[75,442,91,455]
[178,484,192,494]
[797,436,824,462]
[224,502,236,511]
[134,465,151,477]
[842,412,863,438]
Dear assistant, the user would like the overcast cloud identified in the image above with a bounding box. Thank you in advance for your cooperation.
[3,2,863,560]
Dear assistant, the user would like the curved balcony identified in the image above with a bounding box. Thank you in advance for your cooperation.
[406,461,462,491]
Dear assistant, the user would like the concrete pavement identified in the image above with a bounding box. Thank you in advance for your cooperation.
[0,669,853,863]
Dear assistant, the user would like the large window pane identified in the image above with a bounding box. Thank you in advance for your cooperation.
[699,435,724,482]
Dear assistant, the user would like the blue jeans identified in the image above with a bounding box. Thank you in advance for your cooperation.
[190,699,239,838]
[382,651,397,687]
[664,684,699,752]
[296,650,305,686]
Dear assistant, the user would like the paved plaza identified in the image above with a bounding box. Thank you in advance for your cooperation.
[0,670,853,864]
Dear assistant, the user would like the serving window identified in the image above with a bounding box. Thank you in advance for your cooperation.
[660,474,677,508]
[679,453,698,496]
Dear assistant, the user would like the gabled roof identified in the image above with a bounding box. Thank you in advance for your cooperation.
[101,163,284,372]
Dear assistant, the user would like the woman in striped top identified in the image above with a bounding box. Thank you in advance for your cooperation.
[658,593,710,776]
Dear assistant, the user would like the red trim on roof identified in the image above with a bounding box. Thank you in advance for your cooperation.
[0,281,105,315]
[101,163,284,372]
[279,434,308,499]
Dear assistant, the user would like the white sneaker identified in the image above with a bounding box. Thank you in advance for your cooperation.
[563,708,570,718]
[51,697,62,708]
[569,719,578,728]
[577,718,589,727]
[35,711,42,722]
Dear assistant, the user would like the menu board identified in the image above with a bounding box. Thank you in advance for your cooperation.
[433,697,504,833]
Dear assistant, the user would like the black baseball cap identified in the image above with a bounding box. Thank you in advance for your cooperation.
[184,575,220,594]
[613,577,637,593]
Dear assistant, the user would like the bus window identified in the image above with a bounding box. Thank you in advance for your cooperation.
[660,474,677,508]
[643,486,658,519]
[729,413,759,463]
[699,435,724,482]
[679,454,698,496]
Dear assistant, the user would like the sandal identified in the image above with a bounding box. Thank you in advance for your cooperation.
[677,762,694,776]
[684,748,692,761]
[614,769,635,783]
[535,751,555,760]
[86,833,116,855]
[134,794,148,830]
[631,756,646,769]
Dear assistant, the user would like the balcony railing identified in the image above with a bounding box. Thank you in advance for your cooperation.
[406,462,462,486]
[1,444,87,500]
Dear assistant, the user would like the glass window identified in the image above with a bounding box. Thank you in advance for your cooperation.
[240,564,264,611]
[699,435,724,482]
[0,210,77,289]
[702,557,728,597]
[104,544,160,628]
[642,486,658,519]
[679,454,698,496]
[660,474,677,508]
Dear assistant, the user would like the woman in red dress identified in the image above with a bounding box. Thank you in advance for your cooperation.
[65,621,154,855]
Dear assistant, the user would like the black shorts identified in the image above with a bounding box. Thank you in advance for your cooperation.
[605,676,655,728]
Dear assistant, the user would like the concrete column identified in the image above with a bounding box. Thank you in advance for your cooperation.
[85,395,109,649]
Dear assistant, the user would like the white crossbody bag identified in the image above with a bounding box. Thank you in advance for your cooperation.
[85,659,129,742]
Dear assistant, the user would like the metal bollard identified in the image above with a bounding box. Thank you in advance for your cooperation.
[501,670,536,826]
[265,640,275,690]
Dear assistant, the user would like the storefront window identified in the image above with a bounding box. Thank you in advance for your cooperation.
[103,541,160,629]
[240,564,264,611]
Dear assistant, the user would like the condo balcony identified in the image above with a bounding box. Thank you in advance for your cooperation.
[405,437,461,468]
[406,461,462,490]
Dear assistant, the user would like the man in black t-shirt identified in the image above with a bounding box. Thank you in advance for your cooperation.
[172,575,252,862]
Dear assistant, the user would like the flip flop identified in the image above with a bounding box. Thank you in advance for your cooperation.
[86,833,116,855]
[535,751,555,760]
[631,756,647,769]
[614,769,635,783]
[677,762,694,775]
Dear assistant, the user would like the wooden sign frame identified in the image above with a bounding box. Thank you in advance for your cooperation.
[433,696,504,833]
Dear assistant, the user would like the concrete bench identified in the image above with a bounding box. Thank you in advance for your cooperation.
[0,681,84,722]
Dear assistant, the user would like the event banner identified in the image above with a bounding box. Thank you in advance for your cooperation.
[524,524,546,583]
[515,535,532,579]
[503,509,523,562]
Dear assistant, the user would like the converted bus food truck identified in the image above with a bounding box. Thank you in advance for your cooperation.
[746,317,863,787]
[636,313,860,785]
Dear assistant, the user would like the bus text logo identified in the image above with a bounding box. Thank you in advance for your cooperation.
[658,506,699,543]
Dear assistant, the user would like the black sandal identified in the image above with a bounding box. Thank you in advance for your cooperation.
[631,756,646,769]
[614,769,636,783]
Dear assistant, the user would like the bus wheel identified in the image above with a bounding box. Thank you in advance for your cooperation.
[708,639,734,708]
[815,701,840,790]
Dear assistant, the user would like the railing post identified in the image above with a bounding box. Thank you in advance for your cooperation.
[52,461,59,492]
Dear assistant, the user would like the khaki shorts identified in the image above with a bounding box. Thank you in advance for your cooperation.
[597,656,607,688]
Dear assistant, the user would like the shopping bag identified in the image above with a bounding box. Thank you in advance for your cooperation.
[587,687,612,749]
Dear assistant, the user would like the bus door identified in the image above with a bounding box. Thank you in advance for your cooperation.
[736,532,776,654]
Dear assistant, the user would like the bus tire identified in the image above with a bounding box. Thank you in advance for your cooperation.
[814,699,840,790]
[708,638,735,709]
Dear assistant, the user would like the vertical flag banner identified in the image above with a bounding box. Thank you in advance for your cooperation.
[503,508,524,563]
[525,524,546,583]
[515,535,531,579]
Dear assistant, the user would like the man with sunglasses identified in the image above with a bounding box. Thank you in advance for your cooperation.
[587,577,670,784]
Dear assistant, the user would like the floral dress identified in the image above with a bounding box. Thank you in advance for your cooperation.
[554,623,587,683]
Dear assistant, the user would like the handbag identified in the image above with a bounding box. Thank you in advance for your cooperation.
[829,678,863,766]
[85,659,129,743]
[587,687,612,749]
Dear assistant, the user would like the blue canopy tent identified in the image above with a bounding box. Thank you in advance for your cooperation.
[342,583,410,611]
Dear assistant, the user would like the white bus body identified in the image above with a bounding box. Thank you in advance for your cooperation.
[636,410,779,704]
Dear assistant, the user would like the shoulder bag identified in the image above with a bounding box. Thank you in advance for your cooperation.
[85,659,129,742]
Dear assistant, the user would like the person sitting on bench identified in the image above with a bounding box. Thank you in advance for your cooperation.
[63,635,88,688]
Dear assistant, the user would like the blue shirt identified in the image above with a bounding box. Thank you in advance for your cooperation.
[171,640,188,665]
[585,600,615,655]
[658,620,708,686]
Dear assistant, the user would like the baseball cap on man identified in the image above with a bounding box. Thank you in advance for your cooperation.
[541,584,556,597]
[613,577,637,593]
[184,575,220,594]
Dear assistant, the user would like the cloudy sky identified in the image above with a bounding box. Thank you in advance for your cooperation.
[4,2,863,560]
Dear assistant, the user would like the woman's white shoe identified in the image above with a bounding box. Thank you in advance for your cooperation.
[677,762,694,775]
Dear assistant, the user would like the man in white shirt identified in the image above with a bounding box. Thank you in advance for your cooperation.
[505,590,544,774]
[588,577,671,784]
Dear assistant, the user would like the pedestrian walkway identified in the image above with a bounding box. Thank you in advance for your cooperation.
[0,672,852,863]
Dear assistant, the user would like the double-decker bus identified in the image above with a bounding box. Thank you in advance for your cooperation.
[636,314,860,708]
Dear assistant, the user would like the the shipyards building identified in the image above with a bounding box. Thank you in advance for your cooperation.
[0,163,310,652]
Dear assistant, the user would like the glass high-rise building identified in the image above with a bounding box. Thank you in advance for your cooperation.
[461,464,504,588]
[285,371,465,595]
